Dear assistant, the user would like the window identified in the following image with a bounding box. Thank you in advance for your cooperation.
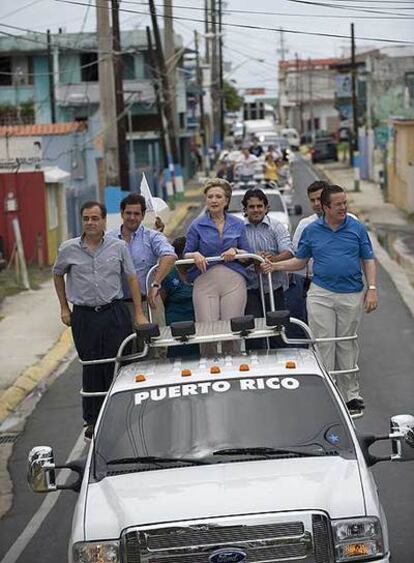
[0,57,12,86]
[142,50,153,79]
[406,72,414,107]
[80,52,98,82]
[94,374,354,478]
[122,53,135,80]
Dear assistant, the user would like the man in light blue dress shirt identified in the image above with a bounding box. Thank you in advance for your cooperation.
[107,193,176,314]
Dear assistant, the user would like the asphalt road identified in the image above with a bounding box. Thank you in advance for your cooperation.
[1,159,414,562]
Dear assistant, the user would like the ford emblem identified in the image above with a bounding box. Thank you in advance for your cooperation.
[209,548,247,563]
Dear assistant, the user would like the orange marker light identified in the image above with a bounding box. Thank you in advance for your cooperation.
[285,361,296,369]
[239,364,250,372]
[344,544,370,557]
[181,369,192,377]
[210,365,221,374]
[135,374,146,382]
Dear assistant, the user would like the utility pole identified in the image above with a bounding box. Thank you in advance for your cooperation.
[163,0,184,198]
[351,22,360,191]
[111,0,129,190]
[164,0,178,134]
[147,21,174,205]
[308,57,314,142]
[295,53,302,133]
[204,0,210,64]
[146,26,173,200]
[148,0,181,169]
[210,0,220,147]
[218,0,224,144]
[278,28,286,61]
[96,0,119,190]
[46,30,56,123]
[194,30,209,175]
[146,26,168,166]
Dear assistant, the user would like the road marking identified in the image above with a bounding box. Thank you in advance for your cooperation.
[1,431,86,563]
[299,157,320,181]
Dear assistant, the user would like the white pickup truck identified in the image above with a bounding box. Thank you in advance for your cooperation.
[27,310,414,563]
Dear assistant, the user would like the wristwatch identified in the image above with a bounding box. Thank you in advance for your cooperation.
[368,285,377,290]
[151,282,161,289]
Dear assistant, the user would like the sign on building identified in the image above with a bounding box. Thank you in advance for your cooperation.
[335,74,352,98]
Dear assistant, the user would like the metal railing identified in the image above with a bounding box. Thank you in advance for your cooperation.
[145,253,276,323]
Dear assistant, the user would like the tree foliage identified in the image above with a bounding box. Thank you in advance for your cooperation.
[223,80,244,112]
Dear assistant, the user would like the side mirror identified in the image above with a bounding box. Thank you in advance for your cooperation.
[390,414,414,462]
[27,447,86,493]
[27,446,56,493]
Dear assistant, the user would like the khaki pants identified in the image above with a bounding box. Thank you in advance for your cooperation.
[306,284,364,402]
[193,265,247,356]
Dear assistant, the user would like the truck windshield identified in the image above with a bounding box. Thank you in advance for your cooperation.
[94,375,354,475]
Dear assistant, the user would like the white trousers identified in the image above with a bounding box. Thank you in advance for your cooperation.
[306,284,364,402]
[193,265,247,356]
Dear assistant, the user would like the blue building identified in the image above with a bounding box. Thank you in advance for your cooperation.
[0,29,197,192]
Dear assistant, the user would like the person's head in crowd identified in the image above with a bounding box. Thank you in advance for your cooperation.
[119,193,146,234]
[265,153,275,165]
[320,184,347,224]
[307,180,330,216]
[172,236,186,260]
[242,188,269,225]
[241,143,251,158]
[204,178,233,215]
[80,201,107,237]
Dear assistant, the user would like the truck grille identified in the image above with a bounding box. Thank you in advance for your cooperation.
[123,513,333,563]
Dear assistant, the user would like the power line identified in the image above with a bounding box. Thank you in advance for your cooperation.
[117,0,414,18]
[53,0,414,44]
[284,0,412,17]
[0,0,45,19]
[0,22,121,54]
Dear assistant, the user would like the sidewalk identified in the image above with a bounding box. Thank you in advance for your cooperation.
[0,177,204,425]
[315,160,414,317]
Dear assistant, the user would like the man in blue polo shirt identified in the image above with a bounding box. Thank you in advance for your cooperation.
[261,185,378,412]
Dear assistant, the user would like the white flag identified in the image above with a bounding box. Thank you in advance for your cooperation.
[140,173,155,212]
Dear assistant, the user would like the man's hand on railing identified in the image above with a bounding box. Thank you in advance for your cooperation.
[134,312,149,326]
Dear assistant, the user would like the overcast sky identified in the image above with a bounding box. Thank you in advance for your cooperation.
[0,0,412,93]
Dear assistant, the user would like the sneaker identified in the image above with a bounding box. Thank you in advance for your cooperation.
[346,398,366,412]
[84,424,94,441]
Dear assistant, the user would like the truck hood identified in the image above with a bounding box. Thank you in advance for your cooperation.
[84,457,365,539]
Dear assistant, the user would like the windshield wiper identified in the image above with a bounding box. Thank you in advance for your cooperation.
[212,446,326,458]
[106,456,209,466]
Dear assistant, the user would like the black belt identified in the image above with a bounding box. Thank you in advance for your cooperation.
[123,295,147,303]
[74,300,123,312]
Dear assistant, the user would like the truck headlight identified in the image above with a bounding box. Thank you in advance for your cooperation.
[331,517,384,561]
[73,540,120,562]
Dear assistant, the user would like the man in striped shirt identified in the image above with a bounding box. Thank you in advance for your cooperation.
[242,188,293,349]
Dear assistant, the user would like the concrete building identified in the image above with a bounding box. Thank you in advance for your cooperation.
[0,29,198,188]
[0,121,99,238]
[387,118,414,214]
[278,58,343,135]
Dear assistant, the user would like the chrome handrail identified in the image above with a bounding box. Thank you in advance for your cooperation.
[145,253,276,323]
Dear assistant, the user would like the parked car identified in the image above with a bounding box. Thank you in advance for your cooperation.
[281,128,300,150]
[311,137,338,163]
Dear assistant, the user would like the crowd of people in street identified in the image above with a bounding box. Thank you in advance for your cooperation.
[216,139,287,185]
[52,170,378,439]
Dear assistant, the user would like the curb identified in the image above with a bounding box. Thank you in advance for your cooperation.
[164,202,197,238]
[0,328,73,424]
